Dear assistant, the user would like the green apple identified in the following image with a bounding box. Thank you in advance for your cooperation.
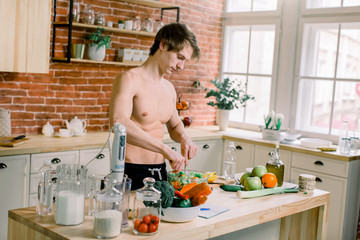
[251,166,267,178]
[244,176,262,191]
[240,172,251,186]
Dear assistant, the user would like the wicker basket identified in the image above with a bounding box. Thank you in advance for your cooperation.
[0,108,11,137]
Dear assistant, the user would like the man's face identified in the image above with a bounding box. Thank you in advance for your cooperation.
[159,42,193,75]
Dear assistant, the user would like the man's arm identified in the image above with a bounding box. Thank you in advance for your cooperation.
[109,72,185,171]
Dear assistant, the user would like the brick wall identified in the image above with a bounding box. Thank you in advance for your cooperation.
[0,0,223,135]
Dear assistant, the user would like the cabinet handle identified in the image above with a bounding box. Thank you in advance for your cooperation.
[315,177,322,183]
[0,163,7,169]
[314,161,324,166]
[51,177,58,183]
[171,147,177,151]
[203,144,209,150]
[51,158,61,164]
[96,153,105,159]
[235,145,242,150]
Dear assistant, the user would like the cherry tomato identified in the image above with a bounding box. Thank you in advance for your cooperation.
[138,223,148,233]
[151,215,159,225]
[142,215,151,225]
[133,219,141,231]
[149,223,158,233]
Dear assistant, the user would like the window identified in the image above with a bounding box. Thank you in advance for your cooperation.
[222,1,281,129]
[294,2,360,136]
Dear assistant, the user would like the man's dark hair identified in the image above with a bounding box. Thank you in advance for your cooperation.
[149,23,200,60]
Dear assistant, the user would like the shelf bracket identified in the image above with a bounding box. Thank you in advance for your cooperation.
[161,7,180,22]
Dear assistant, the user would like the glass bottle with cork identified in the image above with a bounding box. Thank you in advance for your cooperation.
[266,144,284,187]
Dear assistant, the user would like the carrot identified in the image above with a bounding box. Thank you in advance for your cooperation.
[197,186,212,196]
[180,182,197,194]
[191,195,207,206]
[182,182,208,199]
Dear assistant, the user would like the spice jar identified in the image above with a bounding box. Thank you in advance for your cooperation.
[81,4,95,25]
[132,15,141,31]
[154,19,164,32]
[95,12,105,26]
[93,177,123,239]
[143,18,154,32]
[66,0,80,23]
[133,177,161,235]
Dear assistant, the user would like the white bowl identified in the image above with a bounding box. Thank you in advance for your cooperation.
[162,205,201,223]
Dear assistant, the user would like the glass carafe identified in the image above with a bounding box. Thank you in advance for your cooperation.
[55,164,88,225]
[266,145,284,187]
[133,177,161,235]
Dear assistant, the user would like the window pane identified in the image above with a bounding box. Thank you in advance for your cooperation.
[249,25,276,74]
[223,26,250,73]
[226,0,277,12]
[336,23,360,79]
[300,23,339,78]
[295,79,333,134]
[227,74,271,125]
[306,0,341,9]
[343,0,360,7]
[331,81,360,133]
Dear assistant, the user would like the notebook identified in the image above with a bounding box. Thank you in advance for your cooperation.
[198,204,230,219]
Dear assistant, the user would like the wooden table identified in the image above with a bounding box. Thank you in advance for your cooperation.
[8,184,329,240]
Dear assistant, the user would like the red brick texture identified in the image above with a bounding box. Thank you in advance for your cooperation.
[0,0,222,135]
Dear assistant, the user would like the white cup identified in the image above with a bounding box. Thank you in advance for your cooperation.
[124,20,133,30]
[59,129,71,137]
[106,21,113,28]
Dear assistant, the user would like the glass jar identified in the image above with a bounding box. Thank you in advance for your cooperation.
[95,12,105,26]
[143,18,154,32]
[154,19,164,32]
[132,16,141,31]
[133,178,161,235]
[93,178,123,239]
[81,4,95,25]
[350,137,359,154]
[67,0,80,23]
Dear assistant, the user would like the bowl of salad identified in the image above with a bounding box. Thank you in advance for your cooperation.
[167,170,208,190]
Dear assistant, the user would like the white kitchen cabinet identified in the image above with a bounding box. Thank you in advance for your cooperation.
[0,154,30,240]
[253,145,291,182]
[79,148,110,176]
[223,139,254,174]
[29,150,79,206]
[290,153,360,240]
[165,139,223,174]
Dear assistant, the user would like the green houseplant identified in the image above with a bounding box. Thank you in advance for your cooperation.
[205,78,254,130]
[85,27,111,61]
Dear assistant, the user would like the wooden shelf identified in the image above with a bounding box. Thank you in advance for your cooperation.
[116,0,180,8]
[51,57,143,66]
[53,22,156,37]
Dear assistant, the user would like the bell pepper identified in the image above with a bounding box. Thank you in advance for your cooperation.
[179,199,192,208]
[175,190,189,200]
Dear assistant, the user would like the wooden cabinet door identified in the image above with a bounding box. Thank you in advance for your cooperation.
[223,140,254,174]
[79,148,110,176]
[0,0,51,73]
[0,154,30,240]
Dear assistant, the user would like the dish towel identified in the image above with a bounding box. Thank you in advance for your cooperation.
[198,204,230,219]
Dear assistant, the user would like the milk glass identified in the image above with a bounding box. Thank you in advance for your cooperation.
[55,164,88,225]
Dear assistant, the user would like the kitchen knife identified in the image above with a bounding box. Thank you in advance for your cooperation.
[236,187,299,199]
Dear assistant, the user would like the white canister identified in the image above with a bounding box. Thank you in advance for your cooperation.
[42,122,54,136]
[124,20,133,30]
[0,108,11,137]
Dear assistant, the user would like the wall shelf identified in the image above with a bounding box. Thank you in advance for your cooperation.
[116,0,180,9]
[51,57,143,66]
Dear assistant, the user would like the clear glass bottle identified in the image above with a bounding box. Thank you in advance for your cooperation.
[132,15,141,31]
[133,178,161,235]
[350,137,359,154]
[36,160,54,215]
[223,141,236,179]
[93,178,123,239]
[266,144,284,187]
[338,120,349,153]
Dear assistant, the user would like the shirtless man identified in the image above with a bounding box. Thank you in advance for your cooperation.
[109,23,201,190]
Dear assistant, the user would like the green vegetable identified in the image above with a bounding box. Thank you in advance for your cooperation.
[236,187,300,199]
[179,199,192,208]
[171,197,183,207]
[153,181,175,208]
[220,184,243,192]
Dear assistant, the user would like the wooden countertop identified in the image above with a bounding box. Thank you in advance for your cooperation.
[8,184,330,239]
[1,126,358,161]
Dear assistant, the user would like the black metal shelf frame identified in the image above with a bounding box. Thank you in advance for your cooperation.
[51,0,180,63]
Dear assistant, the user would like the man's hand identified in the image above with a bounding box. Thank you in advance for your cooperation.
[181,137,197,166]
[164,146,186,172]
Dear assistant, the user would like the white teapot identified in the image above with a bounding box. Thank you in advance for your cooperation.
[65,116,87,135]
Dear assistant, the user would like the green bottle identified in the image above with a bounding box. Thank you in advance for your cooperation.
[266,144,284,187]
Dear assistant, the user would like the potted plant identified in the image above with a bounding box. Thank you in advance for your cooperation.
[205,77,254,130]
[85,27,111,61]
[118,19,124,29]
[262,110,284,140]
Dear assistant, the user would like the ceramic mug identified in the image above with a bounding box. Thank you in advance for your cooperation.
[59,129,71,137]
[124,20,133,30]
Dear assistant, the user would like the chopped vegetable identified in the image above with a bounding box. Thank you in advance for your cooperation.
[175,190,189,200]
[180,182,197,194]
[191,195,207,206]
[153,181,175,208]
[182,182,208,199]
[179,199,192,208]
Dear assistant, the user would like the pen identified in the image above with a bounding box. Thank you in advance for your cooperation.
[200,208,210,211]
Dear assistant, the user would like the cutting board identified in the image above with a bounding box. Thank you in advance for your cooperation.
[0,136,30,147]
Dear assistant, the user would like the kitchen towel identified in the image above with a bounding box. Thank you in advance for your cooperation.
[198,204,230,219]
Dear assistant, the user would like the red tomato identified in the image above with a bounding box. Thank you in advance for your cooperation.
[133,219,141,231]
[151,215,159,225]
[149,223,158,233]
[138,223,148,233]
[142,215,151,225]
